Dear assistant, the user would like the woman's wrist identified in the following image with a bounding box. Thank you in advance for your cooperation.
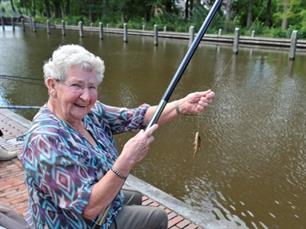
[175,100,184,115]
[113,156,133,177]
[110,167,128,180]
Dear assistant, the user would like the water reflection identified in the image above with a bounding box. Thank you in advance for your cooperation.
[1,27,306,228]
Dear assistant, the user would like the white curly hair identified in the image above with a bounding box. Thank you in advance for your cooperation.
[43,44,105,86]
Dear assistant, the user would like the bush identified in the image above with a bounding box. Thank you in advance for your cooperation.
[222,20,236,34]
[271,28,288,38]
[249,21,265,35]
[126,18,145,29]
[64,16,87,25]
[33,16,47,23]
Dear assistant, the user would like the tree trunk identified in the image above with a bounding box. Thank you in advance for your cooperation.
[265,0,272,27]
[32,0,36,17]
[225,0,232,21]
[163,0,173,13]
[64,0,70,16]
[44,0,51,18]
[281,0,289,29]
[88,5,92,22]
[53,0,62,18]
[189,0,193,18]
[144,3,152,22]
[184,0,189,20]
[246,0,253,28]
[10,0,16,12]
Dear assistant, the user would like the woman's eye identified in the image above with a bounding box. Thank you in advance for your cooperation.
[71,83,82,88]
[89,86,97,90]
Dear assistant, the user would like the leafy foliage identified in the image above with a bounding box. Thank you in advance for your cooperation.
[2,0,305,38]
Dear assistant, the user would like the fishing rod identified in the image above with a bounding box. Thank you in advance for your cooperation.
[0,105,41,109]
[0,74,43,86]
[0,74,42,81]
[146,0,223,129]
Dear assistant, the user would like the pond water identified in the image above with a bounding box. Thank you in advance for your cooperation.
[1,26,306,228]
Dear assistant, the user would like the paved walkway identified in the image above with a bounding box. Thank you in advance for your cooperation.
[0,109,202,229]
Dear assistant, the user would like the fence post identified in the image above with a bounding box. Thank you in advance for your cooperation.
[99,22,103,40]
[11,17,15,31]
[251,30,255,37]
[233,27,240,55]
[163,26,167,32]
[289,30,298,60]
[32,18,37,32]
[1,16,4,31]
[218,28,222,36]
[21,18,25,31]
[154,24,158,46]
[79,21,84,37]
[30,17,33,29]
[142,24,145,31]
[61,20,66,36]
[189,26,195,47]
[123,23,128,43]
[47,19,51,34]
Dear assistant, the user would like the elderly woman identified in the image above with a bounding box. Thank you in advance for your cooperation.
[20,44,214,228]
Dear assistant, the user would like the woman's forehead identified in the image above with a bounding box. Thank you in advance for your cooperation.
[66,66,97,82]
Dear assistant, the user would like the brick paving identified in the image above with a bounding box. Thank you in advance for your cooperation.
[0,109,203,228]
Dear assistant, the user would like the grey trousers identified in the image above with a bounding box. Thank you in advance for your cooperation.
[0,205,30,229]
[109,189,168,229]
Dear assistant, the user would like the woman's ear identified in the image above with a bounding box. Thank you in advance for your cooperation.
[46,78,57,98]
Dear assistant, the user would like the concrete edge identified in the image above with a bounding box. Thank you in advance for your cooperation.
[126,174,210,227]
[1,109,32,128]
[126,175,249,229]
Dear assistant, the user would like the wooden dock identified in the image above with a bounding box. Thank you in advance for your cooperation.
[0,109,204,228]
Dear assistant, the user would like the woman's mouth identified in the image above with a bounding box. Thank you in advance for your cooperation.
[74,103,86,108]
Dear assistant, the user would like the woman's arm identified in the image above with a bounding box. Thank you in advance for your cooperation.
[100,103,150,134]
[83,124,158,219]
[84,89,215,218]
[143,89,215,126]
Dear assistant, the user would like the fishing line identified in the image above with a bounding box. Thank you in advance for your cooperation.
[0,75,44,109]
[247,3,266,35]
[215,54,235,81]
[0,74,43,87]
[193,116,202,157]
[1,77,43,87]
[0,105,41,109]
[146,0,223,129]
[0,74,42,82]
[192,53,235,157]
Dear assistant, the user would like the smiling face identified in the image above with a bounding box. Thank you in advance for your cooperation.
[47,65,98,127]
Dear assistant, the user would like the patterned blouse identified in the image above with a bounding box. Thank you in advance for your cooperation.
[20,101,149,228]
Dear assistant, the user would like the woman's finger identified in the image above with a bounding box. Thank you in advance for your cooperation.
[198,101,208,107]
[147,135,155,144]
[205,90,215,99]
[144,124,159,136]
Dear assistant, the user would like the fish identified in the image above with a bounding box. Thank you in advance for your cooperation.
[193,131,201,157]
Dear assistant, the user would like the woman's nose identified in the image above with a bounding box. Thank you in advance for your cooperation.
[80,88,91,101]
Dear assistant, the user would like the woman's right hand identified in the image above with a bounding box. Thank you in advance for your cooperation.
[115,124,159,173]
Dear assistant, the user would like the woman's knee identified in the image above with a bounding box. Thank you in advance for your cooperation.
[151,208,168,229]
[122,189,142,205]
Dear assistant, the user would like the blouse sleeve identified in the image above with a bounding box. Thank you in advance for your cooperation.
[25,133,94,216]
[98,102,150,134]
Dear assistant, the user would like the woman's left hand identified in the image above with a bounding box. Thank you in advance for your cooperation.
[177,89,215,115]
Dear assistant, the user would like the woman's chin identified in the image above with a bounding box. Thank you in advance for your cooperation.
[71,107,89,119]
